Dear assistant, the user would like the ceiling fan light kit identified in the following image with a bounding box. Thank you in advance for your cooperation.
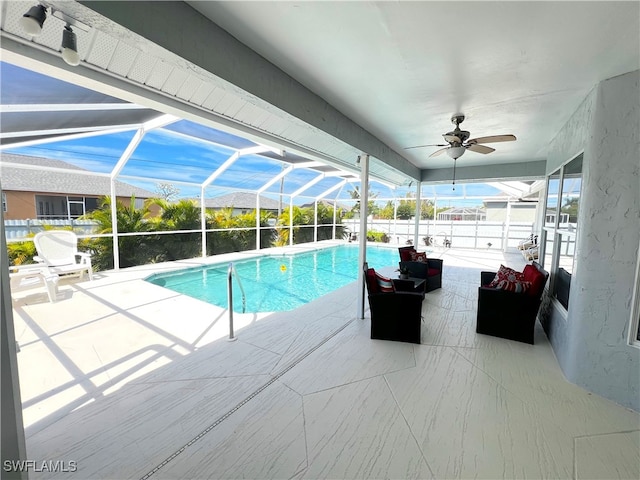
[446,146,466,160]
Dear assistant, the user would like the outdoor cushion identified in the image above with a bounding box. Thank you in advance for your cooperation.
[523,263,546,297]
[375,272,395,292]
[411,251,428,262]
[365,268,380,294]
[398,246,416,261]
[494,279,532,293]
[488,264,525,288]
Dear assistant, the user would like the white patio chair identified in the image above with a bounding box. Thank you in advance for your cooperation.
[10,264,59,303]
[33,230,93,281]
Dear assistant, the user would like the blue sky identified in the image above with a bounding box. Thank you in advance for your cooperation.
[3,61,502,207]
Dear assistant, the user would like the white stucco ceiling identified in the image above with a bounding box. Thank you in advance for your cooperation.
[187,1,639,170]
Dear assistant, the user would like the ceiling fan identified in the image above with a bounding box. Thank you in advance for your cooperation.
[404,114,517,188]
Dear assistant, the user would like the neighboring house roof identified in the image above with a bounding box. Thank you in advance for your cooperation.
[203,192,281,210]
[301,199,350,210]
[0,153,155,198]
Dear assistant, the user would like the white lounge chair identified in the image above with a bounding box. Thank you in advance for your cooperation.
[10,264,59,303]
[33,230,93,281]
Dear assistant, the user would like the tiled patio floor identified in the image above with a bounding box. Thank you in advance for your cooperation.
[11,243,640,479]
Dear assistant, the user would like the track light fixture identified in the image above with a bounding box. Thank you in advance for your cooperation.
[61,25,80,66]
[19,5,85,67]
[19,4,47,36]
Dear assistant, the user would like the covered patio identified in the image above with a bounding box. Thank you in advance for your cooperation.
[2,2,639,479]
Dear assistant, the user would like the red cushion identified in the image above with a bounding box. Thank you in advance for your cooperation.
[365,268,380,294]
[375,272,395,293]
[398,246,416,261]
[427,268,440,277]
[523,264,545,297]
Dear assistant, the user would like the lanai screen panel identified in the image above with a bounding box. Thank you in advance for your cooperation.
[209,153,285,191]
[4,131,138,173]
[262,168,323,198]
[118,129,237,184]
[163,120,258,150]
[0,62,163,147]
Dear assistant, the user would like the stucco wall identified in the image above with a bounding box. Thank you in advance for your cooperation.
[543,70,640,411]
[3,191,36,220]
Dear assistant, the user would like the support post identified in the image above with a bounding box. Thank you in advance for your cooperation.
[314,201,318,243]
[414,181,422,247]
[201,187,207,257]
[256,193,261,250]
[357,154,370,320]
[1,191,28,480]
[110,179,120,270]
[503,199,512,252]
[289,198,294,246]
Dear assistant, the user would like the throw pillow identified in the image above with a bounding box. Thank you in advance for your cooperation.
[494,279,532,293]
[365,268,380,294]
[411,251,428,263]
[398,246,416,262]
[375,272,395,293]
[523,264,546,297]
[488,264,525,288]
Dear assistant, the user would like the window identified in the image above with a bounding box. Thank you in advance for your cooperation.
[2,192,6,212]
[34,195,100,219]
[630,245,640,347]
[540,154,583,311]
[543,169,561,272]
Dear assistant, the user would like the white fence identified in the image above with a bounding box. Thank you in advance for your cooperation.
[5,218,536,252]
[4,219,98,241]
[343,219,535,250]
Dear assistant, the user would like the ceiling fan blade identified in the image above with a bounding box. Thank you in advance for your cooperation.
[443,134,461,143]
[467,144,495,154]
[429,147,449,158]
[404,144,448,150]
[468,134,516,144]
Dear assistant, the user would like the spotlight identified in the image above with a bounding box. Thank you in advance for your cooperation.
[19,4,47,36]
[61,25,80,66]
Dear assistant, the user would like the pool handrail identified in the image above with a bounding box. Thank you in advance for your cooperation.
[227,263,246,341]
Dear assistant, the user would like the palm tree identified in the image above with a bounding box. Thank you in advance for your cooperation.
[346,186,379,218]
[147,198,202,260]
[83,195,153,269]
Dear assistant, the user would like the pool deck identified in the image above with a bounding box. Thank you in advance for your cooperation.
[10,241,640,479]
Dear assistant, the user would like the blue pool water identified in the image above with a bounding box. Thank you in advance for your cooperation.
[146,245,399,313]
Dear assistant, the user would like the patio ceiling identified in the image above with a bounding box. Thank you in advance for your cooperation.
[1,1,637,188]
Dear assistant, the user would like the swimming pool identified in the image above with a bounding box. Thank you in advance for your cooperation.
[146,245,399,313]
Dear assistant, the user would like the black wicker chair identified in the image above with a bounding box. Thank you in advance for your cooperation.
[364,265,423,344]
[399,259,443,293]
[476,261,549,344]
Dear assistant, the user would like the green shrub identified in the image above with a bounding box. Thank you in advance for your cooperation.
[366,230,389,243]
[7,239,36,266]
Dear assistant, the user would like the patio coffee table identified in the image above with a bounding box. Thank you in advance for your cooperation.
[378,266,426,294]
[392,276,425,293]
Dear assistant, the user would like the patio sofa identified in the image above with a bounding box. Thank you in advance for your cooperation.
[476,261,549,344]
